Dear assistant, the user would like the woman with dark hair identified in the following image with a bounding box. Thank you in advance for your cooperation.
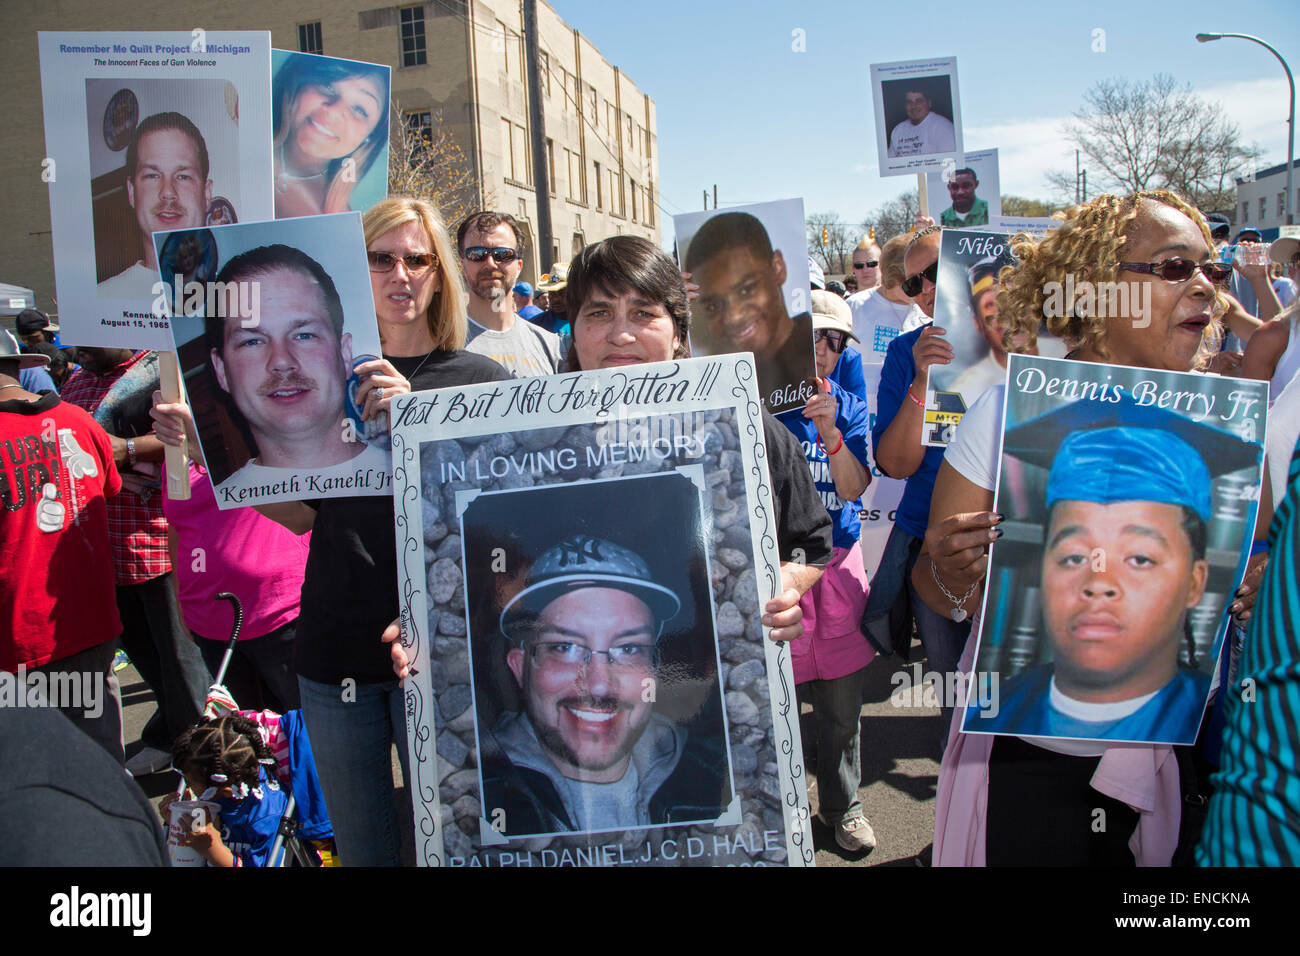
[272,54,390,219]
[392,234,832,659]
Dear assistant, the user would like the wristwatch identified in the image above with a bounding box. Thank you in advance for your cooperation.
[126,438,137,468]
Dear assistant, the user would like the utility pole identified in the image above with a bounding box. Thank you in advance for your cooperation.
[713,184,718,209]
[523,0,552,274]
[1075,150,1080,203]
[703,189,709,210]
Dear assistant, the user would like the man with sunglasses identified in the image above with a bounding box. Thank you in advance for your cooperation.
[481,535,729,837]
[848,239,882,294]
[456,211,563,378]
[205,244,389,499]
[774,291,879,852]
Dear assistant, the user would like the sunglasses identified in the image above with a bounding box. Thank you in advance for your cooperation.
[367,251,437,274]
[900,261,939,298]
[461,246,519,264]
[814,328,849,353]
[1119,258,1232,286]
[853,260,879,269]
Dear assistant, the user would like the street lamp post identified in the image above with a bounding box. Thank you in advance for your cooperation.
[1197,31,1295,226]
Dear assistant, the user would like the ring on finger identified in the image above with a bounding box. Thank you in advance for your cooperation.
[375,387,384,401]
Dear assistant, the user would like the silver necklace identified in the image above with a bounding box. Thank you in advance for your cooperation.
[929,559,979,622]
[401,348,437,382]
[276,144,325,194]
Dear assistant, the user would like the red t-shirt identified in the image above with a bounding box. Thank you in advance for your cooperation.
[1,393,123,670]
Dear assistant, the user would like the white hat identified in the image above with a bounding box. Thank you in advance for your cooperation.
[809,290,857,342]
[1270,236,1300,265]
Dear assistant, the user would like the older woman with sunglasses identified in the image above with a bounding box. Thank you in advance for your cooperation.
[912,191,1272,866]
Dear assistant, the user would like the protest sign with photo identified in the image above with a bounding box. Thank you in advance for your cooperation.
[271,50,391,219]
[961,354,1267,745]
[38,32,273,348]
[870,57,963,178]
[673,199,815,415]
[154,212,388,509]
[925,148,1001,227]
[390,355,814,866]
[921,229,1069,447]
[922,229,1017,446]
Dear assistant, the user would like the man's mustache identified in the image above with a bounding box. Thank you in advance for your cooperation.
[258,374,317,395]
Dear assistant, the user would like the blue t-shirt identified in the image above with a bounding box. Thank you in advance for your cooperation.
[828,345,867,403]
[518,304,543,320]
[19,365,57,394]
[775,380,872,550]
[871,322,947,539]
[213,768,289,867]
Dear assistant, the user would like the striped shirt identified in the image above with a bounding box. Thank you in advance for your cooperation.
[61,351,171,585]
[1198,440,1300,865]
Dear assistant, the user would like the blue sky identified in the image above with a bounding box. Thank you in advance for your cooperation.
[549,0,1299,240]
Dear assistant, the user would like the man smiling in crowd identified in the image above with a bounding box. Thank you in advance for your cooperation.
[99,113,213,299]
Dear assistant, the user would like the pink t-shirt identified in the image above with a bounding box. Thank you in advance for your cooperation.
[163,465,311,641]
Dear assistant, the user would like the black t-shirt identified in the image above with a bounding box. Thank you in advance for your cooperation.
[295,350,510,685]
[762,407,833,568]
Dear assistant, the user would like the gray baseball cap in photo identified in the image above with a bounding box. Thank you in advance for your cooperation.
[500,535,682,639]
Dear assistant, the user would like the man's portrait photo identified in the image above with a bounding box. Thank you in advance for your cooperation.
[460,473,735,841]
[926,148,1001,227]
[964,364,1266,745]
[940,168,987,227]
[883,77,957,159]
[87,79,242,300]
[675,200,815,414]
[159,214,388,506]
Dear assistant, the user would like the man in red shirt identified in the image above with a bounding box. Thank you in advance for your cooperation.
[0,331,125,762]
[62,347,210,774]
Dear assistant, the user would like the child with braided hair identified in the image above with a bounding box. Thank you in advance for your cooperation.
[161,714,289,867]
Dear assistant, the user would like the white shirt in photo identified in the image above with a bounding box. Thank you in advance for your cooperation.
[97,261,158,300]
[887,111,957,158]
[215,439,391,505]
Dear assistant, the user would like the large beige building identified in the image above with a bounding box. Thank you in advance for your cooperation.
[3,0,659,317]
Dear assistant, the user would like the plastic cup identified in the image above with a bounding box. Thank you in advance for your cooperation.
[165,800,220,867]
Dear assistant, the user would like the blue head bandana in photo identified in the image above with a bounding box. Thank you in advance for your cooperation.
[1003,393,1261,518]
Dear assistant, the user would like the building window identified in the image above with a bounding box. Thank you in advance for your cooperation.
[406,111,433,159]
[298,22,323,55]
[647,180,655,227]
[400,6,427,67]
[495,20,510,75]
[616,169,624,217]
[1242,201,1249,223]
[540,52,551,97]
[629,176,637,222]
[626,115,633,150]
[1280,192,1287,218]
[594,161,602,209]
[546,139,556,197]
[567,149,583,203]
[1260,197,1267,220]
